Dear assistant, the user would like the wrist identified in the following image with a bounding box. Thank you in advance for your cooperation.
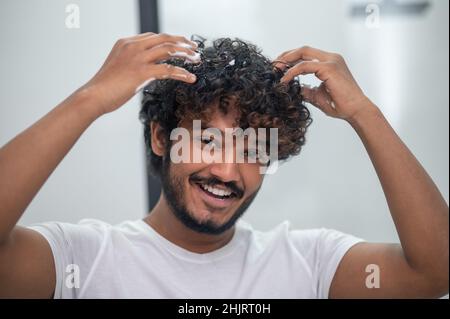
[69,84,106,120]
[346,98,383,129]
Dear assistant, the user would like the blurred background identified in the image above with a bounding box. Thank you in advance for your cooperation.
[0,0,448,247]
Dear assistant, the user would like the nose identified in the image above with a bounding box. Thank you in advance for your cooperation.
[208,162,241,184]
[206,141,241,183]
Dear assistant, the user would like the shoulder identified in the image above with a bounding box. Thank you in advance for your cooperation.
[235,220,321,254]
[238,221,364,299]
[238,220,364,261]
[26,219,149,255]
[26,219,148,298]
[237,220,336,245]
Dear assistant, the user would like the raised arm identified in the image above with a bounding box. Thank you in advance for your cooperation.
[275,46,449,298]
[0,33,199,298]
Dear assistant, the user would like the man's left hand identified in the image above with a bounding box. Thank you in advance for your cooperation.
[274,46,374,122]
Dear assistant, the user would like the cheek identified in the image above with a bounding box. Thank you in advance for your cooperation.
[170,162,207,198]
[240,164,264,194]
[170,161,203,178]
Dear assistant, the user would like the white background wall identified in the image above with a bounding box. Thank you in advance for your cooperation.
[0,0,448,246]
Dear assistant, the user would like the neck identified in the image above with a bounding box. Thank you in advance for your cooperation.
[144,194,235,254]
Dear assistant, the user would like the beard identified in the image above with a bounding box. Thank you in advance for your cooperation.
[159,156,260,235]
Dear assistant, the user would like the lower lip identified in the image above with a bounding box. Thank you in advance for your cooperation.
[192,182,237,209]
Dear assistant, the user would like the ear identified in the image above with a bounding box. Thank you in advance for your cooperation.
[150,122,166,157]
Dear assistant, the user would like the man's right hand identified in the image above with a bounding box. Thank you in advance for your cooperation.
[84,32,200,116]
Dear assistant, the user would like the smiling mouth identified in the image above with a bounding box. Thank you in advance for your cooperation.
[195,182,237,200]
[189,181,240,210]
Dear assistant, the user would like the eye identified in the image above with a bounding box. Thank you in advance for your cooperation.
[201,136,214,146]
[242,149,271,166]
[199,136,222,149]
[239,149,259,162]
[244,149,258,159]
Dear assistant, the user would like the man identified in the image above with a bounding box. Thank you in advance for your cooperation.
[0,33,448,298]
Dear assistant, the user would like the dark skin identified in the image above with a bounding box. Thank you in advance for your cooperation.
[0,34,448,298]
[146,103,263,253]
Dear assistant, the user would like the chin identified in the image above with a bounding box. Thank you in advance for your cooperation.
[186,179,242,225]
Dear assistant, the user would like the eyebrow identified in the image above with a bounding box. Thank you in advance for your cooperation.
[200,125,246,137]
[199,124,269,145]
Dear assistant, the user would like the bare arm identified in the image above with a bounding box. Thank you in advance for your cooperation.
[0,88,100,242]
[0,32,199,298]
[275,46,449,298]
[332,103,449,298]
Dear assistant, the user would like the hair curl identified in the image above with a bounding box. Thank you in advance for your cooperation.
[139,37,312,177]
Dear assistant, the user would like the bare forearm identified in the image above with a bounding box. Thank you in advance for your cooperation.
[0,86,102,241]
[348,101,449,281]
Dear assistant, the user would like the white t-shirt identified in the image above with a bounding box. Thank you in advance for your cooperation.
[28,219,364,299]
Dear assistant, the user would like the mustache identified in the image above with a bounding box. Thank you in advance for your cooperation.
[190,175,244,198]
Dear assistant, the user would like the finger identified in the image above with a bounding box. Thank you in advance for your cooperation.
[273,49,296,70]
[301,84,337,115]
[280,60,322,83]
[117,32,156,44]
[272,59,293,72]
[283,46,331,62]
[130,32,156,40]
[148,64,197,83]
[136,33,198,51]
[278,46,332,68]
[143,43,201,64]
[275,48,296,61]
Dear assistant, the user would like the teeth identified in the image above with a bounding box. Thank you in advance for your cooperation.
[200,184,232,197]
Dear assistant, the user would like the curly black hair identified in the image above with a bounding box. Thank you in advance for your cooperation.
[139,36,312,177]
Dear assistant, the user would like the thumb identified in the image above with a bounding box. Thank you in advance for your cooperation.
[301,84,337,116]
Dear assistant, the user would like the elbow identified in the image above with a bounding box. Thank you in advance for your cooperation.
[421,263,449,298]
[430,277,449,298]
[436,264,449,297]
[410,250,449,298]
